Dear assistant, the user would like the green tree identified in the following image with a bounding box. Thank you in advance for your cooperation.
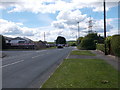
[80,37,96,50]
[56,36,66,44]
[79,33,101,50]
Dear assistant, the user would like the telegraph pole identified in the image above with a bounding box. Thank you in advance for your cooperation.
[104,0,107,55]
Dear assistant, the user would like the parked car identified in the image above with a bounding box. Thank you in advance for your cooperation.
[57,44,63,48]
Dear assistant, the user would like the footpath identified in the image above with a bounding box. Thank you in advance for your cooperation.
[0,51,6,58]
[68,49,120,71]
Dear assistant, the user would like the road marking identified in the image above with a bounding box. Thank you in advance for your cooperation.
[1,60,24,68]
[32,54,44,58]
[36,50,47,52]
[66,53,70,59]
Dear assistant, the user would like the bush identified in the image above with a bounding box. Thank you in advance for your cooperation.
[80,37,96,50]
[111,35,120,57]
[96,44,105,52]
[77,37,83,45]
[70,43,77,46]
[105,36,112,54]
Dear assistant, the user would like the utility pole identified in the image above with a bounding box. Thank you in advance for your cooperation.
[44,32,45,41]
[77,22,80,38]
[104,0,107,55]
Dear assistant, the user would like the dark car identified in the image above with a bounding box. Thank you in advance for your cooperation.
[57,44,63,48]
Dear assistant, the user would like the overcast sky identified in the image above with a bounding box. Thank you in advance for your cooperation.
[0,0,119,42]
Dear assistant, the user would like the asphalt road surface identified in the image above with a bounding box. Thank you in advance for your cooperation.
[2,47,74,88]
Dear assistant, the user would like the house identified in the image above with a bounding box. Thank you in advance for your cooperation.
[4,36,47,49]
[10,37,33,44]
[34,40,46,49]
[4,36,13,43]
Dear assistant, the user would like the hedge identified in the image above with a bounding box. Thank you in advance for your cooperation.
[96,44,105,52]
[97,35,120,57]
[111,35,120,57]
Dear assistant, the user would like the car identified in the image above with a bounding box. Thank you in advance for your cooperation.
[57,44,63,48]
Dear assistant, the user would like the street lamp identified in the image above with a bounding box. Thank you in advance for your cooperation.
[77,22,80,38]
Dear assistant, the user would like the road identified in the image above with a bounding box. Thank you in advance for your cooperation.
[2,47,74,88]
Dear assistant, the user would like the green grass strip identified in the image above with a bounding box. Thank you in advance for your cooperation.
[42,59,119,88]
[70,50,96,56]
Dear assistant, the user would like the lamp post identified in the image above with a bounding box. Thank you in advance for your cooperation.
[104,0,107,55]
[77,22,80,38]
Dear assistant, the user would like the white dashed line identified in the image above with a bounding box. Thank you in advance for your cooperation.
[32,54,44,58]
[1,60,24,68]
[36,50,47,52]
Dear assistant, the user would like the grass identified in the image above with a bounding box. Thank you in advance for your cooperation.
[42,59,119,88]
[70,50,96,56]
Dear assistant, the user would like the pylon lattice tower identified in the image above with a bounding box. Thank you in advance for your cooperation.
[88,17,93,33]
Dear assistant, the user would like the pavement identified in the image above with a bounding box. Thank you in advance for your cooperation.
[0,51,6,58]
[2,47,74,88]
[68,49,120,71]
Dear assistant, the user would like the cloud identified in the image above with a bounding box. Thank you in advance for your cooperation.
[52,10,88,30]
[51,9,118,38]
[0,0,119,13]
[0,19,78,41]
[0,18,118,42]
[0,19,34,36]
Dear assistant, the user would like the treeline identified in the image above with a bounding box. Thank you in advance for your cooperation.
[77,33,120,57]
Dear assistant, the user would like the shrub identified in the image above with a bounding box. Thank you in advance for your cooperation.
[111,35,120,57]
[80,37,96,50]
[70,43,77,46]
[96,44,105,52]
[77,37,83,45]
[105,36,112,54]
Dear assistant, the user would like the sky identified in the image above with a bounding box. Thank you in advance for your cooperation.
[0,0,119,42]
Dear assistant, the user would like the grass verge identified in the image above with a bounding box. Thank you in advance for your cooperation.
[70,50,96,56]
[42,59,119,88]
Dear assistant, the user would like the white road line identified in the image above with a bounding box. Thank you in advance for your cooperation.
[32,54,44,58]
[36,50,47,52]
[1,60,24,68]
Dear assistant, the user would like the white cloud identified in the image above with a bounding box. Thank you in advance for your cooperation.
[0,0,119,13]
[52,10,88,30]
[0,17,119,42]
[51,9,118,38]
[0,19,79,41]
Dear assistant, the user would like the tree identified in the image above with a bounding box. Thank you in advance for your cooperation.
[56,36,66,44]
[80,37,96,50]
[79,33,101,50]
[86,33,98,40]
